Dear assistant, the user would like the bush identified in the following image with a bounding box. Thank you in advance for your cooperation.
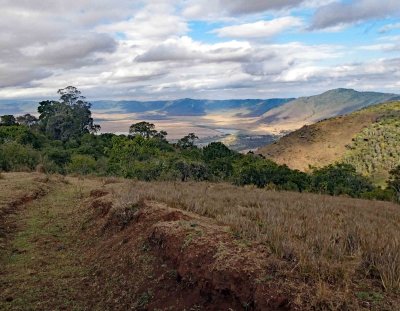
[388,165,400,202]
[0,142,40,171]
[129,160,166,181]
[67,154,97,175]
[361,187,396,202]
[233,155,309,190]
[311,163,374,197]
[0,125,43,148]
[174,160,208,182]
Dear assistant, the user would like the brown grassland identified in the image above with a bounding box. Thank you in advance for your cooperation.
[257,111,380,171]
[0,173,399,310]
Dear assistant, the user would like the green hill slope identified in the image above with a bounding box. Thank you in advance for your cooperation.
[258,101,400,185]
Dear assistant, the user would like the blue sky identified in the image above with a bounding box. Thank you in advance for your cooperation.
[0,0,399,101]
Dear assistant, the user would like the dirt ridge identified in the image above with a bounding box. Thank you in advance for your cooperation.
[87,194,294,310]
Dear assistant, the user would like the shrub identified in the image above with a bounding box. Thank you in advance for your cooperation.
[0,142,40,171]
[67,154,97,175]
[388,165,400,202]
[311,163,374,197]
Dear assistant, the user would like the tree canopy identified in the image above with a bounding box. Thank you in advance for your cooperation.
[0,115,17,126]
[38,86,100,141]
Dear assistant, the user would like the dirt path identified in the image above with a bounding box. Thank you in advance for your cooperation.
[0,175,97,310]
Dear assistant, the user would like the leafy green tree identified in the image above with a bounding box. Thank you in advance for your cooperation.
[38,87,100,141]
[154,130,168,141]
[16,114,38,127]
[38,100,58,124]
[203,142,233,161]
[0,115,17,126]
[311,163,373,197]
[177,133,198,149]
[0,125,44,148]
[129,121,157,139]
[0,142,40,171]
[67,154,97,175]
[203,142,236,179]
[233,154,310,190]
[58,86,83,105]
[107,135,166,177]
[174,160,208,182]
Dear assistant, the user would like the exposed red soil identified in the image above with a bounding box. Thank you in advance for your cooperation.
[84,193,298,310]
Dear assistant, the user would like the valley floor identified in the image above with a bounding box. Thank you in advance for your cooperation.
[0,173,399,310]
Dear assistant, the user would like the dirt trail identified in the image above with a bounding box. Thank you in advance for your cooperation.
[0,174,100,310]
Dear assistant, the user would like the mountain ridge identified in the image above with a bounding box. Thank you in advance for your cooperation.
[258,100,400,184]
[255,88,398,134]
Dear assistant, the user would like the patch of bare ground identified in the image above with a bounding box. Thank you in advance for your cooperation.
[257,112,379,171]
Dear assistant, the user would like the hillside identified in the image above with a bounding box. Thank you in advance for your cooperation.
[256,88,398,133]
[258,101,400,184]
[1,173,399,310]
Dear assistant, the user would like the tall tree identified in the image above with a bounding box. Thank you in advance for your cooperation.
[0,115,17,126]
[58,86,83,106]
[129,121,157,139]
[37,87,100,141]
[16,114,38,127]
[177,133,198,149]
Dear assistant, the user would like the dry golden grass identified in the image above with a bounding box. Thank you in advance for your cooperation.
[2,173,399,309]
[258,112,379,171]
[111,181,400,300]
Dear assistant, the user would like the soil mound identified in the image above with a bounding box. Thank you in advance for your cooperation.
[84,195,295,310]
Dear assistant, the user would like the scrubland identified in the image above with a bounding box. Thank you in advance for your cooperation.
[102,179,400,309]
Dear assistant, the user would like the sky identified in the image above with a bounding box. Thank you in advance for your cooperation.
[1,0,400,101]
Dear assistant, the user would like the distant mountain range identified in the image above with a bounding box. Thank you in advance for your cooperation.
[92,98,293,118]
[258,100,400,185]
[255,88,399,133]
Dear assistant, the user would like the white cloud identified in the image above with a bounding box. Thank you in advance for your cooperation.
[212,17,304,39]
[0,0,399,101]
[135,36,253,63]
[97,2,188,41]
[379,22,400,33]
[311,0,400,29]
[183,0,305,18]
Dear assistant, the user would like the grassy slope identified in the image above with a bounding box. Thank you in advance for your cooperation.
[1,173,399,310]
[258,101,400,183]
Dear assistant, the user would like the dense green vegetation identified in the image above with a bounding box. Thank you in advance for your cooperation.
[0,87,398,202]
[343,102,400,185]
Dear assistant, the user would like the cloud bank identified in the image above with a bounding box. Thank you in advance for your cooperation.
[0,0,399,100]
